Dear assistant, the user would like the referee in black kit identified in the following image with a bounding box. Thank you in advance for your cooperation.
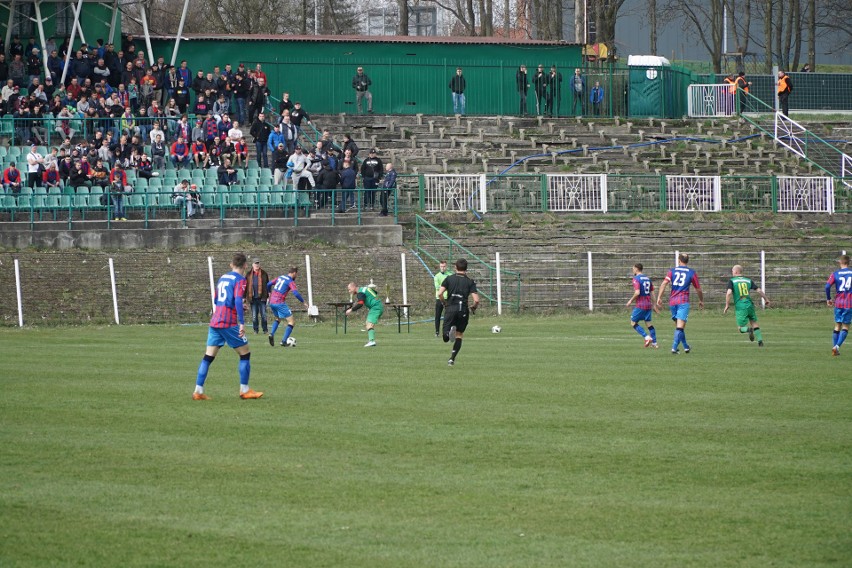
[437,258,481,367]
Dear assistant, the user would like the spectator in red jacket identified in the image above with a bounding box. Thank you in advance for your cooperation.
[191,138,209,169]
[2,162,23,194]
[170,136,190,169]
[42,163,62,190]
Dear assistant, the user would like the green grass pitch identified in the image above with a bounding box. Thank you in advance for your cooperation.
[1,310,850,567]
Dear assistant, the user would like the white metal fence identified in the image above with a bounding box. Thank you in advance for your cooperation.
[419,173,843,214]
[687,84,737,117]
[666,176,722,211]
[777,177,835,213]
[423,174,486,213]
[546,174,608,212]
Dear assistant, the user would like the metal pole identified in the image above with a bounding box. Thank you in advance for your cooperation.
[170,0,190,67]
[71,0,86,46]
[139,3,155,67]
[33,1,51,79]
[401,253,408,317]
[587,251,593,311]
[108,0,119,45]
[675,249,679,265]
[60,0,85,86]
[5,1,16,63]
[760,250,766,308]
[14,258,23,327]
[109,258,120,324]
[495,252,503,316]
[772,64,779,112]
[207,256,216,309]
[314,0,318,34]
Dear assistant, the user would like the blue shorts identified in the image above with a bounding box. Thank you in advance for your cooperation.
[670,303,690,322]
[835,307,852,325]
[270,303,292,319]
[631,308,653,323]
[207,326,248,349]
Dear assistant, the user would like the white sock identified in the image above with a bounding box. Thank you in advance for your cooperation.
[240,384,249,394]
[194,385,204,394]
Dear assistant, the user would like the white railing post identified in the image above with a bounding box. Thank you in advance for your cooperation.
[401,253,408,317]
[495,252,503,316]
[479,174,487,214]
[14,258,23,328]
[760,250,766,309]
[108,258,120,325]
[600,174,608,213]
[587,251,594,311]
[207,256,216,309]
[305,254,315,315]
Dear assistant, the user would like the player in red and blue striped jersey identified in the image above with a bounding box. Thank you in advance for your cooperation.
[193,253,263,400]
[267,266,306,347]
[656,253,704,354]
[626,263,659,348]
[826,254,852,356]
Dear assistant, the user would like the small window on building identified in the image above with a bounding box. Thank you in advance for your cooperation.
[12,2,35,38]
[55,2,74,37]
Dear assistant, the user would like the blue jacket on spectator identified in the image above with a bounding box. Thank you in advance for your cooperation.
[267,130,285,152]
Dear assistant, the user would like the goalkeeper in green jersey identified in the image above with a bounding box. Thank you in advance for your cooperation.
[723,265,771,346]
[346,281,385,347]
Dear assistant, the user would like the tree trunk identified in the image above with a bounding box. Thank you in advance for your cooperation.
[504,0,510,37]
[649,0,657,55]
[301,0,308,34]
[397,0,409,35]
[791,0,801,70]
[762,0,772,73]
[807,0,815,69]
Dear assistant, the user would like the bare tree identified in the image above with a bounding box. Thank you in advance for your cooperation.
[587,0,626,47]
[816,0,852,56]
[397,0,409,35]
[662,0,724,72]
[724,0,751,71]
[649,0,657,55]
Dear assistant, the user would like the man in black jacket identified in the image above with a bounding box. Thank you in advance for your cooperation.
[516,64,529,116]
[360,148,383,209]
[316,160,339,210]
[449,67,466,115]
[247,77,269,125]
[249,112,272,168]
[352,67,373,113]
[533,65,548,116]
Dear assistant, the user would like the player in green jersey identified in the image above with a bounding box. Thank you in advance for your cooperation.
[723,265,770,346]
[346,282,385,347]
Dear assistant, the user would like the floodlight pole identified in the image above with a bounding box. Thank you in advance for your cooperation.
[5,0,16,64]
[108,0,119,46]
[139,2,154,67]
[60,0,86,86]
[33,1,51,78]
[170,0,190,67]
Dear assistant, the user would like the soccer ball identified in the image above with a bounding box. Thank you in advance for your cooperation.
[491,325,502,334]
[286,336,297,347]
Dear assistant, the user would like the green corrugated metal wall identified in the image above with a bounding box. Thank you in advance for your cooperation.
[0,4,118,48]
[148,38,583,116]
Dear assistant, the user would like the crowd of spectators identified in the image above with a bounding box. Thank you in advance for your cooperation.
[0,34,401,217]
